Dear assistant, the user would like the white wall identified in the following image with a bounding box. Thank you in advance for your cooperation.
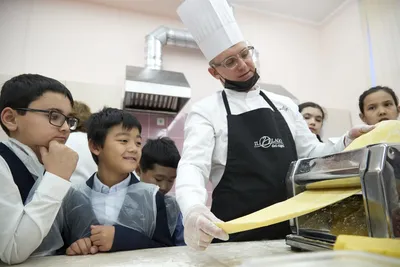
[0,0,324,104]
[319,0,370,125]
[233,7,322,102]
[359,0,400,95]
[0,74,11,140]
[0,0,218,109]
[0,0,369,141]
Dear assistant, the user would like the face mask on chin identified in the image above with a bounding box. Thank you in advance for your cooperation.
[223,69,260,92]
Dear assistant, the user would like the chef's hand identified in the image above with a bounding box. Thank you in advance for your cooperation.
[183,204,229,251]
[344,125,375,146]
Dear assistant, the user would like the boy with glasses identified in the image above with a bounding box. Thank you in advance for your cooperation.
[0,74,96,264]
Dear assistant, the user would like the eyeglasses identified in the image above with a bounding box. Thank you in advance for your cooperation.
[212,46,255,69]
[15,108,79,131]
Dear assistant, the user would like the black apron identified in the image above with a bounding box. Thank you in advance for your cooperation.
[211,90,298,242]
[0,143,35,203]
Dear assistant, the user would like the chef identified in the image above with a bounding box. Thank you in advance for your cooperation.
[175,0,374,250]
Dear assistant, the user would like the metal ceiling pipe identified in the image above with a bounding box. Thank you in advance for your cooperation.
[144,26,261,70]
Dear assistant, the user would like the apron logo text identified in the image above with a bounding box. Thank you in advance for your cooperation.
[254,136,285,149]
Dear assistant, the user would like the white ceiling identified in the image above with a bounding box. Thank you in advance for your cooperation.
[79,0,348,25]
[230,0,348,24]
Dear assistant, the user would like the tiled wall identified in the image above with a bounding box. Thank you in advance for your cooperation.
[131,111,213,207]
[131,111,185,152]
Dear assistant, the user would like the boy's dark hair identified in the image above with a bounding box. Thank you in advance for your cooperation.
[86,107,142,164]
[0,74,74,135]
[140,137,181,172]
[359,86,398,114]
[71,101,92,133]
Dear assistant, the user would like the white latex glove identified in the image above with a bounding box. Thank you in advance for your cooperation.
[183,204,229,250]
[344,124,375,146]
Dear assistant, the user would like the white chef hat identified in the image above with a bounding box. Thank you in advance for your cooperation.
[177,0,244,62]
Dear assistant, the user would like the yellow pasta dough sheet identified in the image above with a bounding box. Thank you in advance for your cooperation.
[334,235,400,259]
[344,120,400,152]
[214,121,400,235]
[306,177,361,190]
[215,188,360,234]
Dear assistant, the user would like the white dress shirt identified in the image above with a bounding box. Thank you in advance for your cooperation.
[65,132,98,185]
[176,86,347,216]
[0,138,71,265]
[91,174,130,225]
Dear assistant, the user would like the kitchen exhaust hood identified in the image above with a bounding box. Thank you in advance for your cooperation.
[123,26,198,114]
[124,66,191,113]
[123,26,299,113]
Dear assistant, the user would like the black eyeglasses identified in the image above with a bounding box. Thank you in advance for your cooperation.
[15,108,79,131]
[212,46,255,69]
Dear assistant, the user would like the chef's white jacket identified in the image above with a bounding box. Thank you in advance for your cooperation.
[176,85,346,217]
[65,132,97,185]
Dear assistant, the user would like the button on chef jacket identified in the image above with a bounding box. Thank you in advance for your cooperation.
[176,85,346,216]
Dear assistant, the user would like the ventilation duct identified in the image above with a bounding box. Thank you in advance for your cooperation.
[124,27,197,114]
[124,26,298,113]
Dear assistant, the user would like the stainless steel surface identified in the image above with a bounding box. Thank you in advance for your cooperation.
[285,143,400,251]
[290,147,368,188]
[124,26,196,113]
[126,65,191,87]
[363,144,400,238]
[286,234,333,251]
[286,160,301,235]
[386,145,400,238]
[124,65,191,112]
[145,26,198,70]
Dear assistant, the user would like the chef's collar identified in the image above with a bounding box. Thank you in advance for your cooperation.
[224,84,261,99]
